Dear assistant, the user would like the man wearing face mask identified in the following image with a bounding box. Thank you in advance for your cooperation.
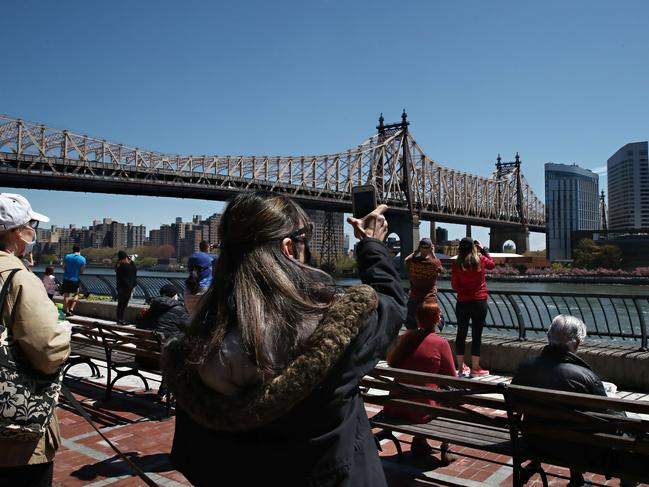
[0,193,71,486]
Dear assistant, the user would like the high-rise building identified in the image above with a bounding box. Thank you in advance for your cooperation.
[607,141,649,230]
[435,227,449,244]
[109,221,127,249]
[545,163,600,261]
[127,223,147,248]
[204,213,221,245]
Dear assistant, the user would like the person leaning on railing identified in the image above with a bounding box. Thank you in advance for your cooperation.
[162,191,407,487]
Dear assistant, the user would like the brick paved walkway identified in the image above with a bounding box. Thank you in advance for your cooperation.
[52,363,647,486]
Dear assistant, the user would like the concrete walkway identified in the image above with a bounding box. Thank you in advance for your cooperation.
[53,361,649,487]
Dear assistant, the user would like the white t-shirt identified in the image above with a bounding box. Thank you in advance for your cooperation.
[42,274,57,295]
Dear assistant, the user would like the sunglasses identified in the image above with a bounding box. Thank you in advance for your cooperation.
[26,219,39,230]
[286,222,314,241]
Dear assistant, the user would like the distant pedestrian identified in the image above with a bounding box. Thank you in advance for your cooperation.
[184,240,214,317]
[451,237,494,377]
[404,238,443,329]
[42,265,57,300]
[115,250,137,324]
[61,244,86,316]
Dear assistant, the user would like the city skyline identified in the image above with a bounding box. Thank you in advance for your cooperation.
[2,1,649,250]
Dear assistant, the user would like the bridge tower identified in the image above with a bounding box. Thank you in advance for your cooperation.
[379,111,420,268]
[319,211,338,272]
[489,153,530,253]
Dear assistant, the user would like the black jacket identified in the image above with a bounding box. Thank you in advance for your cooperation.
[136,297,190,340]
[163,238,407,487]
[511,344,607,397]
[115,261,137,291]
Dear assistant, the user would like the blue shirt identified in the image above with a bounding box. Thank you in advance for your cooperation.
[63,253,86,281]
[188,251,214,289]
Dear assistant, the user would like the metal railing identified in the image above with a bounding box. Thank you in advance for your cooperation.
[437,288,649,350]
[37,272,188,304]
[37,270,649,350]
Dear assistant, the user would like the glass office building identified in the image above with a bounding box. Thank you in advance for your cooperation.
[545,163,600,261]
[607,141,649,230]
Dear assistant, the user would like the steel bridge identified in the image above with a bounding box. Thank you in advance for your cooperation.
[0,112,545,257]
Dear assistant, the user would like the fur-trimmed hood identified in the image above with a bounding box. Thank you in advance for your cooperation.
[162,284,378,432]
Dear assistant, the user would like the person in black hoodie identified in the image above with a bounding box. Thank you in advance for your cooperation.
[115,250,137,324]
[137,284,190,340]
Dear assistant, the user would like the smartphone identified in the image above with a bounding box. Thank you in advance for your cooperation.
[351,185,377,219]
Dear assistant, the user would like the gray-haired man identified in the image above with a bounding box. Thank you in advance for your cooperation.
[513,315,637,487]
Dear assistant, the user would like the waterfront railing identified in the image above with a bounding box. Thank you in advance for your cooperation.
[438,289,649,350]
[38,271,649,351]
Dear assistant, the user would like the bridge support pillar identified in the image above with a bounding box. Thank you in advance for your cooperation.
[466,225,472,238]
[489,226,530,254]
[386,213,420,276]
[430,221,436,245]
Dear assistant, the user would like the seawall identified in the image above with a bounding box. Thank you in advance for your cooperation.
[61,298,649,391]
[442,331,649,391]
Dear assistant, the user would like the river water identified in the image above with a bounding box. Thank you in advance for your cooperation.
[337,276,649,296]
[34,266,648,296]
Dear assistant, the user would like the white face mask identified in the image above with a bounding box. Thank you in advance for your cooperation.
[18,228,36,256]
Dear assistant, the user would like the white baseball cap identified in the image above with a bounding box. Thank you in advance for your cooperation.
[0,193,50,230]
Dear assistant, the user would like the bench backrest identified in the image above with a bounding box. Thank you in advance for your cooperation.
[70,321,163,361]
[361,366,509,430]
[505,383,649,456]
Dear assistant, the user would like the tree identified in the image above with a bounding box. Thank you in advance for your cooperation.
[573,238,623,270]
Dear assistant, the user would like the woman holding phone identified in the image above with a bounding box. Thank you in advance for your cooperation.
[403,238,443,329]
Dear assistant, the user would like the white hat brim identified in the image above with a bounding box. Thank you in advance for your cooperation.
[30,210,50,223]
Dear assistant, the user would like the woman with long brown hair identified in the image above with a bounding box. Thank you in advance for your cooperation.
[163,191,407,487]
[451,237,495,377]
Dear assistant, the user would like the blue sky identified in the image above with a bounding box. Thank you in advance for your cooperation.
[1,0,648,250]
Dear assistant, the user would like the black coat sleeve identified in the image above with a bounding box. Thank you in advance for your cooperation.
[351,238,407,374]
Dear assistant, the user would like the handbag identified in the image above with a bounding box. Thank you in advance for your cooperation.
[0,268,63,441]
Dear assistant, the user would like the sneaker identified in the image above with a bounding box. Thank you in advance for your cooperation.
[470,367,490,377]
[457,364,470,378]
[64,311,74,317]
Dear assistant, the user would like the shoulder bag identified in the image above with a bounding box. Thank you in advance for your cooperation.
[0,268,63,441]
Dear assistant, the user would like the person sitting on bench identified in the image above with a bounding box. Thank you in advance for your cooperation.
[137,284,190,341]
[384,302,457,463]
[512,314,638,487]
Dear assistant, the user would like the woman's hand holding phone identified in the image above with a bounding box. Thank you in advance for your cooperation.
[347,204,389,241]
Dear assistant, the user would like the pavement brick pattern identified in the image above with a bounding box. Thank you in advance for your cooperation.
[52,366,647,486]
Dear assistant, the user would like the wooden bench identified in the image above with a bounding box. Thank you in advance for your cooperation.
[505,383,649,486]
[362,366,649,486]
[64,318,170,414]
[361,367,512,461]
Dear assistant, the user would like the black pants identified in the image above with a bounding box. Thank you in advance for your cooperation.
[455,299,488,356]
[0,462,53,487]
[116,287,133,322]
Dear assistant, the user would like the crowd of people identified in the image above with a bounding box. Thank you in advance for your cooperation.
[0,190,639,487]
